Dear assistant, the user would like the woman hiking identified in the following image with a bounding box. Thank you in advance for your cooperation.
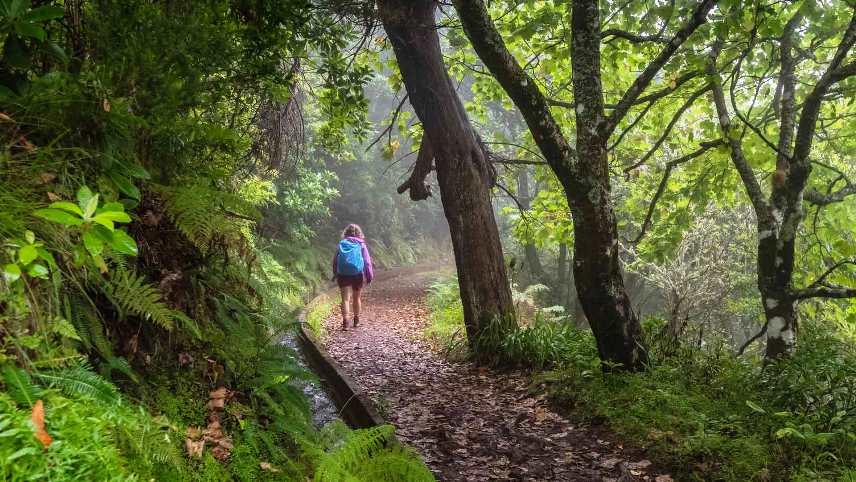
[332,224,374,331]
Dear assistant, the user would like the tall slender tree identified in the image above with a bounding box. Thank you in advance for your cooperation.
[377,0,516,350]
[451,0,717,370]
[708,7,856,360]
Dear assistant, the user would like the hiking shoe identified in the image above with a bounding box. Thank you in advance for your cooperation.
[353,316,360,328]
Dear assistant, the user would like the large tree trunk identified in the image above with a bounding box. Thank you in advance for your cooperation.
[568,0,647,370]
[452,0,650,370]
[377,0,515,348]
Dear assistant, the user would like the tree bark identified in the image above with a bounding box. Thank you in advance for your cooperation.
[569,0,647,370]
[708,11,856,360]
[377,0,516,350]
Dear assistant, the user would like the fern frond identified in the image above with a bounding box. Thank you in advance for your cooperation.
[66,294,114,359]
[353,451,435,482]
[34,363,120,404]
[153,183,259,252]
[101,269,177,330]
[1,366,41,407]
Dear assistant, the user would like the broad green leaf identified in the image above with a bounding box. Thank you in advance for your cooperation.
[112,157,151,179]
[91,216,114,231]
[82,229,104,256]
[76,186,95,209]
[48,201,83,216]
[83,193,100,219]
[107,171,140,199]
[33,208,84,226]
[96,202,125,214]
[3,35,30,70]
[94,211,131,224]
[110,229,138,256]
[3,264,21,283]
[745,400,766,414]
[21,5,65,22]
[24,230,34,244]
[18,244,37,265]
[15,21,45,41]
[35,247,56,268]
[27,263,48,279]
[92,254,108,273]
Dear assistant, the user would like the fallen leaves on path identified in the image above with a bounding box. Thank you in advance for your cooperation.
[323,272,674,482]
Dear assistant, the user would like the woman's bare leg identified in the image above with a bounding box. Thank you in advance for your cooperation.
[340,285,351,330]
[352,287,362,327]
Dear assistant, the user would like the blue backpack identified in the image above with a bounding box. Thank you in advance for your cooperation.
[336,239,364,276]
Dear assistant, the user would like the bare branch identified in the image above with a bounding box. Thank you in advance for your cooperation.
[602,0,717,137]
[737,322,768,356]
[366,94,409,152]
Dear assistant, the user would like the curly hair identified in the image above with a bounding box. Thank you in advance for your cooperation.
[342,223,364,239]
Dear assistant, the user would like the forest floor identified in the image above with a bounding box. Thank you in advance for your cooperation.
[323,269,674,482]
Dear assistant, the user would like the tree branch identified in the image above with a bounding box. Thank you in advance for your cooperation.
[804,183,856,205]
[452,0,577,182]
[792,285,856,300]
[708,40,771,219]
[623,84,711,172]
[396,137,434,201]
[790,10,856,189]
[601,28,670,44]
[602,0,717,137]
[631,140,724,244]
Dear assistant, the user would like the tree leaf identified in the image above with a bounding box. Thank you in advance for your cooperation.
[76,186,95,210]
[33,208,83,226]
[48,201,83,216]
[82,229,105,256]
[24,230,35,244]
[745,400,766,414]
[15,21,45,41]
[18,244,37,265]
[107,171,140,200]
[3,264,21,283]
[22,6,65,22]
[83,193,100,219]
[110,229,138,256]
[94,211,131,224]
[26,263,48,279]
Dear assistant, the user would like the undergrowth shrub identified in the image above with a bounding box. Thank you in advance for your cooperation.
[425,275,856,481]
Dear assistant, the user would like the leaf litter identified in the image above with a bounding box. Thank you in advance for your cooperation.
[324,271,674,482]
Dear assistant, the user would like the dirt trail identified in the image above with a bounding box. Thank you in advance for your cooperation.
[323,270,669,482]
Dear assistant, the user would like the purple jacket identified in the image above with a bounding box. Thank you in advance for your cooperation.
[332,236,374,283]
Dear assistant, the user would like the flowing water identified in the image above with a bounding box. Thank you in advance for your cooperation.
[280,331,340,428]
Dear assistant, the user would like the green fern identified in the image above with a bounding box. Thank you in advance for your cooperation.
[65,294,114,359]
[1,366,41,407]
[352,451,435,482]
[314,425,435,482]
[100,269,179,330]
[34,363,120,404]
[153,182,259,251]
